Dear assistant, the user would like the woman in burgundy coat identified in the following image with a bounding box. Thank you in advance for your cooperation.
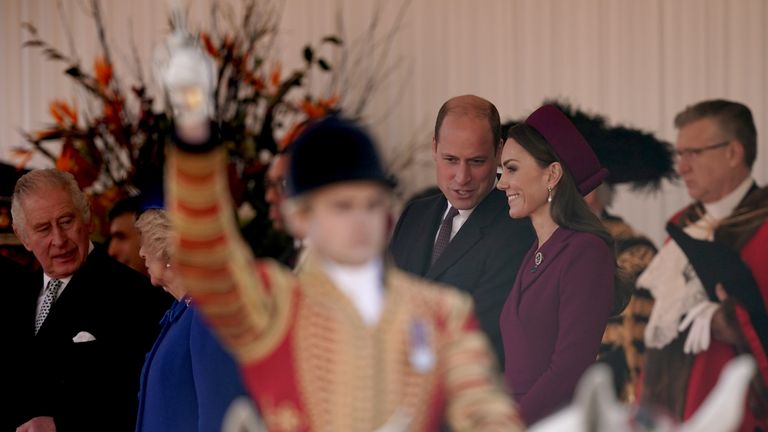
[497,104,617,425]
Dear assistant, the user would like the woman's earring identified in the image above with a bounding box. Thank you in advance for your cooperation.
[165,263,171,269]
[547,186,553,203]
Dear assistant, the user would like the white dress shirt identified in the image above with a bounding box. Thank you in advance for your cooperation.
[36,242,94,317]
[323,257,384,327]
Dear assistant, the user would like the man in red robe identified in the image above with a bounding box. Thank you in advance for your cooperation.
[638,99,768,431]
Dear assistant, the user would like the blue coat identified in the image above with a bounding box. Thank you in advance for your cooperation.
[135,299,249,432]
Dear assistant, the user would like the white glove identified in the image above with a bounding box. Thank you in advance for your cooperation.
[678,301,720,354]
[153,8,216,127]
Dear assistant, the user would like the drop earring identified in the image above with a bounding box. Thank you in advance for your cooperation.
[547,186,553,203]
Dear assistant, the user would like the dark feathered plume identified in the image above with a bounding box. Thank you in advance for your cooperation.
[503,100,677,192]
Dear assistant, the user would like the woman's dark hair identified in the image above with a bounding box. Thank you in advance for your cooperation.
[507,123,630,315]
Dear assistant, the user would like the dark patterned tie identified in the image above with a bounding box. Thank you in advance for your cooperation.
[431,206,459,265]
[35,279,62,334]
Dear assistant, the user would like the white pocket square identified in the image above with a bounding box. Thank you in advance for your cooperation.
[72,331,96,343]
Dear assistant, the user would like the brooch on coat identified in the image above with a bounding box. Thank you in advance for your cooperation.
[531,251,544,273]
[409,319,435,373]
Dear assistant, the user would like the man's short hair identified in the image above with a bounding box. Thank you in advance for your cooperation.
[674,99,757,169]
[434,95,502,150]
[11,169,91,240]
[108,196,142,222]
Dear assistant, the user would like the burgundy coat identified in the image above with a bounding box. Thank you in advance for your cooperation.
[501,227,614,425]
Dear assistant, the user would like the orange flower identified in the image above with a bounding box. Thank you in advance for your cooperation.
[12,148,34,169]
[49,100,78,127]
[94,56,113,88]
[270,62,282,87]
[56,142,76,172]
[103,99,124,126]
[300,95,338,119]
[200,32,218,58]
[279,121,310,152]
[320,95,339,110]
[56,140,101,189]
[223,35,235,52]
[96,186,121,212]
[246,72,265,91]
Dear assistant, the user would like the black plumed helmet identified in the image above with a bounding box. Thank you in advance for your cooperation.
[286,116,392,197]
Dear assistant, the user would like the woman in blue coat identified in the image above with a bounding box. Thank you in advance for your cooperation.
[134,209,249,432]
[497,105,620,425]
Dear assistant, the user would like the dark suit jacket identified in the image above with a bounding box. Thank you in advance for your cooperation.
[12,247,172,432]
[389,188,535,365]
[2,256,34,431]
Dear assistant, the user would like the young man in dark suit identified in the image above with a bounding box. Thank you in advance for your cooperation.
[10,169,172,432]
[389,95,535,365]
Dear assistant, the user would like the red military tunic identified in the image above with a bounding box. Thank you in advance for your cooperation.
[167,146,523,432]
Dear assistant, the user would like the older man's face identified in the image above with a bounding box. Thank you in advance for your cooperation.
[16,186,91,278]
[675,117,736,204]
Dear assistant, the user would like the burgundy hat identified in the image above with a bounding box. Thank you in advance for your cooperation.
[525,104,608,196]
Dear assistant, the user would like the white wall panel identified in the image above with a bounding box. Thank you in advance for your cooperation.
[1,0,766,245]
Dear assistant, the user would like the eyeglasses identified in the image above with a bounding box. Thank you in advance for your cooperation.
[673,140,730,162]
[264,177,287,192]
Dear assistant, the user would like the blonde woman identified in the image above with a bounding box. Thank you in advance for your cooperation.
[134,208,248,432]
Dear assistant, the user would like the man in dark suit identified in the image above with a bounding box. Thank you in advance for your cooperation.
[1,254,33,431]
[390,95,535,365]
[10,169,172,432]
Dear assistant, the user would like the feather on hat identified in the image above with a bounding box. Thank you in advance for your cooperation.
[503,100,676,192]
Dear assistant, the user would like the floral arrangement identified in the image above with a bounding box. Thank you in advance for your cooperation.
[16,0,342,251]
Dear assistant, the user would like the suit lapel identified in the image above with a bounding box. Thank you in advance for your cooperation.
[409,196,447,276]
[425,189,501,279]
[35,249,102,337]
[518,228,571,294]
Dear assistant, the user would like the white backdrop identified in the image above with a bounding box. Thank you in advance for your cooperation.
[2,0,767,245]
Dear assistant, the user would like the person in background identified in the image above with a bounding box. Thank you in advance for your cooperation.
[638,99,768,430]
[107,196,149,276]
[586,183,658,401]
[390,95,535,366]
[264,131,307,268]
[10,169,171,431]
[265,152,291,233]
[497,104,620,425]
[133,208,249,432]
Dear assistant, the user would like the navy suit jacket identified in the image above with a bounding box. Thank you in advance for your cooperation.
[13,248,172,431]
[389,188,535,365]
[135,300,249,432]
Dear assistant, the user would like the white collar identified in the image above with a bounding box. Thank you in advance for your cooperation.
[322,257,384,326]
[43,273,73,290]
[442,203,475,220]
[702,177,754,220]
